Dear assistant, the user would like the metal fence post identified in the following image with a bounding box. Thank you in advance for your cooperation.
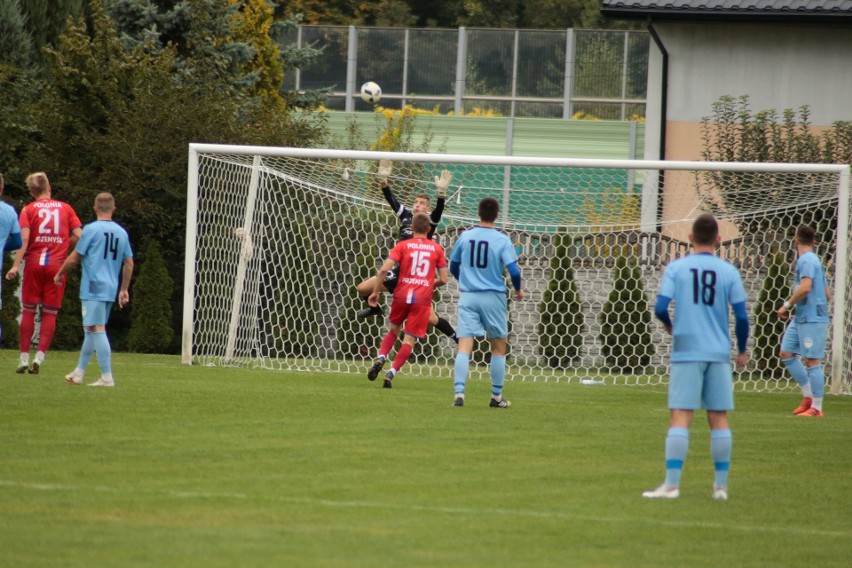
[455,27,467,116]
[345,25,357,112]
[563,28,575,119]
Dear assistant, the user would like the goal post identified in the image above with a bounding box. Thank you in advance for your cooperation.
[183,143,851,394]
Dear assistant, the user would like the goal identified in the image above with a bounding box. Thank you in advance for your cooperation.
[183,144,851,394]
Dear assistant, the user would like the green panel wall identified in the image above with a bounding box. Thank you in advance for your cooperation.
[321,112,644,160]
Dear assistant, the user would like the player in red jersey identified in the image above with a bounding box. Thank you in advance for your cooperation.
[366,213,448,388]
[5,172,82,374]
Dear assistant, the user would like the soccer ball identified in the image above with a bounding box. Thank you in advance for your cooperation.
[360,82,382,104]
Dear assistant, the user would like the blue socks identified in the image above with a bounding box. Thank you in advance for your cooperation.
[807,364,825,398]
[93,331,112,374]
[711,429,732,488]
[490,355,506,398]
[453,352,470,395]
[77,331,95,371]
[664,427,689,487]
[782,356,809,387]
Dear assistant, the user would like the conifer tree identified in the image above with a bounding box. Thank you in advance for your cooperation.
[599,247,653,372]
[129,241,173,353]
[537,230,584,368]
[18,0,87,70]
[0,0,35,69]
[335,211,388,360]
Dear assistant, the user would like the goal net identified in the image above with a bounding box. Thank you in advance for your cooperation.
[183,145,851,394]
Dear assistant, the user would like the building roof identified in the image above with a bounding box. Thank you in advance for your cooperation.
[601,1,852,21]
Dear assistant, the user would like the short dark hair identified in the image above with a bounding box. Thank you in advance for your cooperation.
[411,212,431,235]
[478,197,499,223]
[414,194,431,204]
[95,192,115,214]
[691,213,718,245]
[796,224,815,245]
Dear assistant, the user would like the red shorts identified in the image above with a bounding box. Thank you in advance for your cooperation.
[389,301,431,339]
[22,264,67,308]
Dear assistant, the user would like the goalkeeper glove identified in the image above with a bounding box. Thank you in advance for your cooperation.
[377,160,393,184]
[434,170,452,198]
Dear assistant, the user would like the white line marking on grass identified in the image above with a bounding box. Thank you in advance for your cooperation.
[1,478,847,538]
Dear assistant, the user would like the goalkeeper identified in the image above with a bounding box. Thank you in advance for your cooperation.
[355,160,457,344]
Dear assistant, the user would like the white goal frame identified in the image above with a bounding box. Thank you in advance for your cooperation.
[183,143,850,394]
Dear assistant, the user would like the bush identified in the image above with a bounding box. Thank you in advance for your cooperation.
[599,249,653,372]
[129,242,173,353]
[537,231,584,368]
[51,268,83,350]
[1,251,20,348]
[751,250,790,378]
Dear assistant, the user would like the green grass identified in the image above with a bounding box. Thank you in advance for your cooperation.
[1,350,850,568]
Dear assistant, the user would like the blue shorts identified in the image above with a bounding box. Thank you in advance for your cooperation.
[456,291,508,339]
[780,320,828,359]
[81,300,113,327]
[669,362,734,411]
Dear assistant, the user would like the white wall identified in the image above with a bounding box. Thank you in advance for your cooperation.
[656,21,852,125]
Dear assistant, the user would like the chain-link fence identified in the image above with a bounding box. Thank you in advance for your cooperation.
[281,26,649,120]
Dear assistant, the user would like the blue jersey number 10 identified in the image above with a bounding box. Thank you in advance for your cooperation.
[468,240,489,268]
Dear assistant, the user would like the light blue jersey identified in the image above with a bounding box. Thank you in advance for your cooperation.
[75,220,133,301]
[0,201,21,309]
[450,227,517,293]
[793,251,829,323]
[659,253,747,363]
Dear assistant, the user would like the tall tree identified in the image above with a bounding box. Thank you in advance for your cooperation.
[0,0,35,69]
[279,0,415,26]
[19,0,87,70]
[10,0,326,352]
[229,0,285,108]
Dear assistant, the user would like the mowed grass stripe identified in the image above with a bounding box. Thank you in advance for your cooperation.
[1,350,850,568]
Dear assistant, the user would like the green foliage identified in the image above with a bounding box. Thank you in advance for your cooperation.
[280,0,416,26]
[0,0,35,69]
[281,0,641,29]
[750,251,790,379]
[18,0,87,71]
[1,252,21,348]
[700,95,850,242]
[335,212,388,359]
[599,249,653,372]
[129,241,174,353]
[271,203,319,358]
[537,231,584,367]
[229,0,286,108]
[0,1,327,350]
[50,268,83,350]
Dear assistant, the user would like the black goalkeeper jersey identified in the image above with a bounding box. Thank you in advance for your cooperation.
[382,184,445,241]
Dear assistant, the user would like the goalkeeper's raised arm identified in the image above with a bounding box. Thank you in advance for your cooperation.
[353,161,457,344]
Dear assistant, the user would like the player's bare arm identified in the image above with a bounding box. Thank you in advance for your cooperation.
[435,267,449,288]
[53,251,82,285]
[118,257,134,308]
[5,227,30,280]
[777,276,812,320]
[68,226,82,249]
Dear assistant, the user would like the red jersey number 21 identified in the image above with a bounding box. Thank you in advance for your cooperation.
[38,208,60,235]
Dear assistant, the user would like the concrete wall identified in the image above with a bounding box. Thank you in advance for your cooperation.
[644,20,852,162]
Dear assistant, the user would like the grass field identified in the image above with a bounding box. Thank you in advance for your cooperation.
[1,350,850,568]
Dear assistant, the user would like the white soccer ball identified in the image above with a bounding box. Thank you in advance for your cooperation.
[360,81,382,104]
